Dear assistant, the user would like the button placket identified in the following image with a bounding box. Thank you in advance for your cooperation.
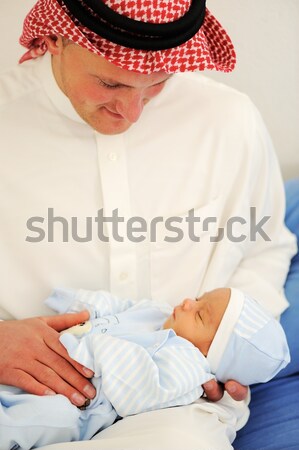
[95,132,137,299]
[108,152,118,162]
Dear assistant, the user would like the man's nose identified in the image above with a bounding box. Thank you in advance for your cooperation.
[116,90,145,123]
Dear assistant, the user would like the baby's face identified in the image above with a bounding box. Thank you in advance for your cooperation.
[163,288,230,355]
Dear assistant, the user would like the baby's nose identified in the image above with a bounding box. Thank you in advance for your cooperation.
[181,299,193,310]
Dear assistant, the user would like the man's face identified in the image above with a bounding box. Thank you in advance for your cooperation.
[51,41,171,135]
[163,288,230,355]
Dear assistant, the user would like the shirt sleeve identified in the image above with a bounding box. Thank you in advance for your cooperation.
[83,333,214,417]
[201,99,297,318]
[225,104,297,317]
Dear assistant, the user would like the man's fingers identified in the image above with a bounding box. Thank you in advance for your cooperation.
[44,310,90,332]
[43,326,94,378]
[43,311,96,377]
[202,380,224,402]
[4,365,89,407]
[225,380,248,401]
[0,317,96,406]
[3,369,56,397]
[202,379,248,402]
[36,346,96,400]
[26,360,93,406]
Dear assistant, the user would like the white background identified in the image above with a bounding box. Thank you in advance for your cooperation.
[1,0,298,179]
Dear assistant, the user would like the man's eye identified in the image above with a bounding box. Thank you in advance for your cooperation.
[197,312,203,322]
[98,79,119,89]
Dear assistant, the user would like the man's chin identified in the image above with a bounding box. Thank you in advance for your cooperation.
[87,117,132,135]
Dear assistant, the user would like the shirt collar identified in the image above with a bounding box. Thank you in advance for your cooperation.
[36,52,86,124]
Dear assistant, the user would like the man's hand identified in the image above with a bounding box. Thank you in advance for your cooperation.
[202,379,248,402]
[0,312,96,406]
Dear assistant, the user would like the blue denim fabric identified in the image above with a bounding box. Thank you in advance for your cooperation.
[234,178,299,450]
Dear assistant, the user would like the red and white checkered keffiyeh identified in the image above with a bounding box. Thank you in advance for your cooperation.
[19,0,236,74]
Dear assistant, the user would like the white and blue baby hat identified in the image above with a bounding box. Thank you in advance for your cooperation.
[206,288,290,385]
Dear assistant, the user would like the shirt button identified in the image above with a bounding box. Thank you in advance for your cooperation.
[119,272,128,281]
[108,152,118,161]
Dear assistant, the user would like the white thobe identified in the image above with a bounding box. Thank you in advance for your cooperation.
[0,52,296,450]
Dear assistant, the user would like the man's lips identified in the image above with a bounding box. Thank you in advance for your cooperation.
[103,107,124,119]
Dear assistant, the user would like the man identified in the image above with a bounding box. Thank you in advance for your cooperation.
[0,0,296,449]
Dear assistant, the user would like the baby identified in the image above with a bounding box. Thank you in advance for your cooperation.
[0,287,290,450]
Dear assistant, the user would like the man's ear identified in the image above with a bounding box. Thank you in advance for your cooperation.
[44,35,64,55]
